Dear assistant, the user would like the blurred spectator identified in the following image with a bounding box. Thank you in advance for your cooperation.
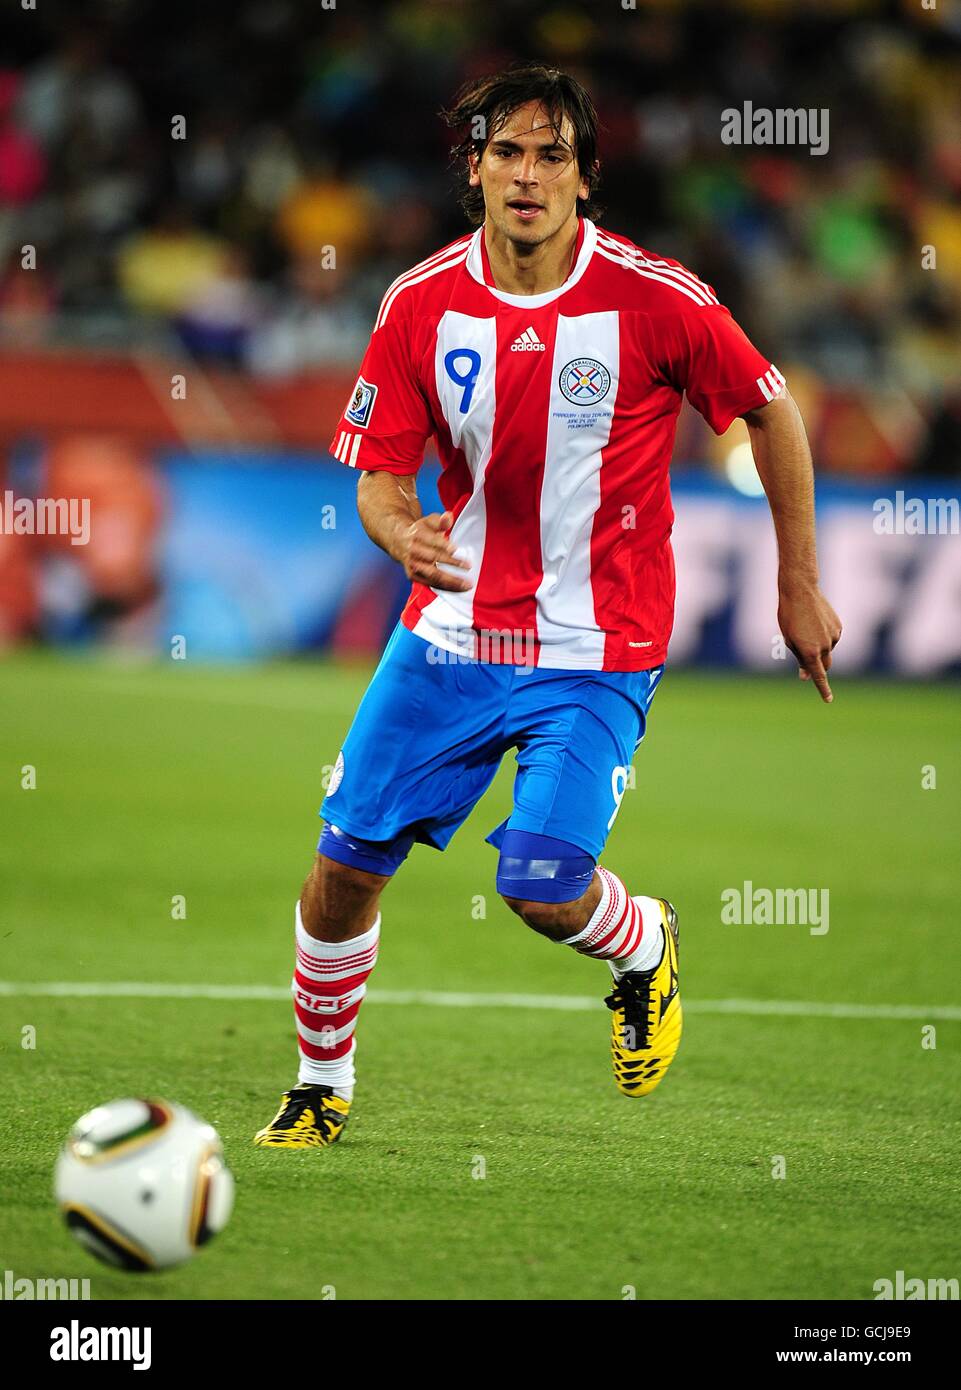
[15,29,140,154]
[246,249,371,376]
[175,245,262,367]
[0,248,56,344]
[274,162,374,263]
[0,71,46,204]
[117,208,231,317]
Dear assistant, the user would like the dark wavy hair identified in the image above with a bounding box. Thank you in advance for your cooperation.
[440,63,603,225]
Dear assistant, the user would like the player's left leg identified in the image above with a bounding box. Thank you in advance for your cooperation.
[500,845,680,1097]
[493,664,681,1097]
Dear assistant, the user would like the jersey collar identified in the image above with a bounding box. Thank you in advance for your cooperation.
[467,216,596,307]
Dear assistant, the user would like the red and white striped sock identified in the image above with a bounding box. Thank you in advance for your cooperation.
[561,867,664,978]
[291,901,380,1100]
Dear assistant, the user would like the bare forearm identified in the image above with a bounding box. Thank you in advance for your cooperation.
[356,470,422,563]
[742,388,842,700]
[744,390,819,593]
[355,469,471,593]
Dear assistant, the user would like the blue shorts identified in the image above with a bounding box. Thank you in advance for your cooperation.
[320,624,663,864]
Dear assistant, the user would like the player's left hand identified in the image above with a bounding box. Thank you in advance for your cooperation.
[777,582,842,703]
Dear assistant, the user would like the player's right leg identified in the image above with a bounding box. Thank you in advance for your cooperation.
[255,621,509,1150]
[253,836,406,1149]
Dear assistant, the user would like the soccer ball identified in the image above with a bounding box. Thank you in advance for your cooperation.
[54,1098,234,1271]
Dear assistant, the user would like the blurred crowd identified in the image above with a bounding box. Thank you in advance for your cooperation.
[0,0,959,472]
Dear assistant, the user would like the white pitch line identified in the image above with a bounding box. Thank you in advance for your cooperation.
[0,982,958,1021]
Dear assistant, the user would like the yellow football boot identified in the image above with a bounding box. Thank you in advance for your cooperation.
[605,898,681,1097]
[253,1084,351,1148]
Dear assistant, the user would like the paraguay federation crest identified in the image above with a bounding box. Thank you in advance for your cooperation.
[559,357,612,406]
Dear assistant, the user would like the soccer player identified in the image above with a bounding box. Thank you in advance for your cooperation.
[254,65,842,1148]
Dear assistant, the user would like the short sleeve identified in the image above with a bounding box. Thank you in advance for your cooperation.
[329,316,433,474]
[659,305,786,436]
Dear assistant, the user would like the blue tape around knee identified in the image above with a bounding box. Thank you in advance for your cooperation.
[495,829,596,904]
[318,822,415,876]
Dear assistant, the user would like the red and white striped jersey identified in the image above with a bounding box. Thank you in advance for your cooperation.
[330,217,784,670]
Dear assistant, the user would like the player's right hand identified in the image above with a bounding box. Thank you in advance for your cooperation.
[397,510,472,592]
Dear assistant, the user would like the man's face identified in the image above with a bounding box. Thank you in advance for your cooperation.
[468,99,590,246]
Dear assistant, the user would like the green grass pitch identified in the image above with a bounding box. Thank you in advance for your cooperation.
[1,652,959,1301]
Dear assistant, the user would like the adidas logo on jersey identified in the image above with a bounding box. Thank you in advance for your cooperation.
[510,327,545,352]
